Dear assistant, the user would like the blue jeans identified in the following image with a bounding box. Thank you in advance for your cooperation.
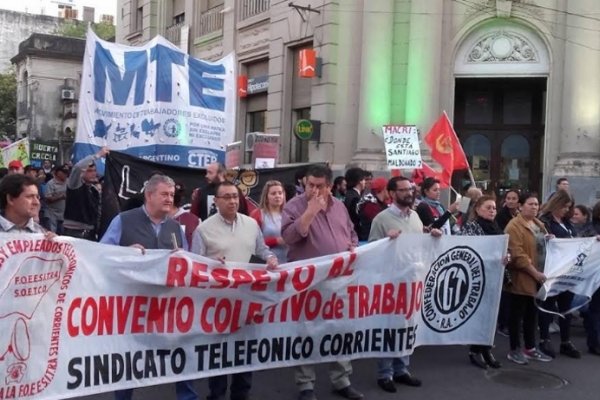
[114,380,197,400]
[377,356,409,380]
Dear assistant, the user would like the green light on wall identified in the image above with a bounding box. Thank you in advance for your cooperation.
[405,50,426,124]
[362,36,392,127]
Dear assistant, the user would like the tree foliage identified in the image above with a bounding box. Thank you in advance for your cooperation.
[55,21,115,41]
[0,69,17,137]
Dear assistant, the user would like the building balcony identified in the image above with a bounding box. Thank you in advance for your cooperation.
[166,21,185,45]
[238,0,270,22]
[194,6,224,39]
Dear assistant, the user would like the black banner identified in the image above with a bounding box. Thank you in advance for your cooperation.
[29,140,60,167]
[101,151,315,235]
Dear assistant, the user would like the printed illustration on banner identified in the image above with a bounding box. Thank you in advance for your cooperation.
[0,243,76,398]
[421,246,485,332]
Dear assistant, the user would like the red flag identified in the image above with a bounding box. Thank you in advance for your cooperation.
[424,112,469,172]
[411,161,451,188]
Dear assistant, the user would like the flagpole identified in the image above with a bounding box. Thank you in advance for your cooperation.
[467,168,476,188]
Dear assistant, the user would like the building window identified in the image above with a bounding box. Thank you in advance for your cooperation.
[131,0,143,33]
[58,5,77,20]
[245,110,266,163]
[292,108,310,163]
[247,110,266,133]
[174,13,185,24]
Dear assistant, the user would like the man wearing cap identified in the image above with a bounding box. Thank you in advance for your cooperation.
[356,176,389,242]
[43,165,68,234]
[63,147,108,240]
[7,160,24,175]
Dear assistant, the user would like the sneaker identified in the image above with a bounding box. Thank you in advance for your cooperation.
[523,347,553,362]
[497,326,510,337]
[539,340,556,358]
[560,342,582,359]
[507,350,528,365]
[298,390,318,400]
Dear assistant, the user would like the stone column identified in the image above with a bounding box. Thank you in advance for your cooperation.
[351,0,394,170]
[553,0,600,205]
[405,0,444,133]
[329,0,363,168]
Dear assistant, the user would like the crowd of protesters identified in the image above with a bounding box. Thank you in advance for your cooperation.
[2,150,600,400]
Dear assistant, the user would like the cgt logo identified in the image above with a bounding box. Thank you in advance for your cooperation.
[422,246,485,332]
[188,150,218,168]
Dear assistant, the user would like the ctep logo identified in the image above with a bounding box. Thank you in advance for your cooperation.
[188,150,218,168]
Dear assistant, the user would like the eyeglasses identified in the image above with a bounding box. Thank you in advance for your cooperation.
[216,194,239,200]
[306,182,327,190]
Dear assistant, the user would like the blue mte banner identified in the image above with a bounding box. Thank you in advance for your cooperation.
[74,29,236,168]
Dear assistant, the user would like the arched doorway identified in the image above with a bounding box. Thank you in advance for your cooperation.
[453,22,549,196]
[454,78,545,195]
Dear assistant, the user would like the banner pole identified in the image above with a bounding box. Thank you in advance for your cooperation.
[467,168,476,187]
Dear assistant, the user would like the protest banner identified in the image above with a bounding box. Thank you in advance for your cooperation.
[0,233,506,399]
[100,151,316,234]
[538,237,600,313]
[29,140,60,168]
[1,138,30,168]
[73,29,236,169]
[382,125,422,169]
[225,141,242,169]
[251,133,280,167]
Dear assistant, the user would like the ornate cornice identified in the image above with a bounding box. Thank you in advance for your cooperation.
[467,30,538,63]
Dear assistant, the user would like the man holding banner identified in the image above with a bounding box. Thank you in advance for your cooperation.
[63,147,108,240]
[282,164,363,400]
[369,176,440,393]
[100,173,196,400]
[192,180,277,400]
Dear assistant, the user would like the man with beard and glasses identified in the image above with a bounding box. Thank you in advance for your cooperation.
[368,176,442,393]
[190,162,248,221]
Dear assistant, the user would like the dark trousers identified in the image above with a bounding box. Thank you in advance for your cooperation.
[470,345,492,353]
[207,372,252,400]
[538,291,574,342]
[497,291,511,329]
[583,289,600,349]
[509,293,537,350]
[63,227,97,241]
[114,380,197,400]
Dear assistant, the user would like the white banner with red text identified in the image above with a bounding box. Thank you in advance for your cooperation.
[0,233,506,400]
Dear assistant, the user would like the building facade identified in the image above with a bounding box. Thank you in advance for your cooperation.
[0,10,64,71]
[11,34,86,160]
[116,0,600,203]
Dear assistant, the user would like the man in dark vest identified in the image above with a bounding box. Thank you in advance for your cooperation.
[63,147,109,241]
[100,173,197,400]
